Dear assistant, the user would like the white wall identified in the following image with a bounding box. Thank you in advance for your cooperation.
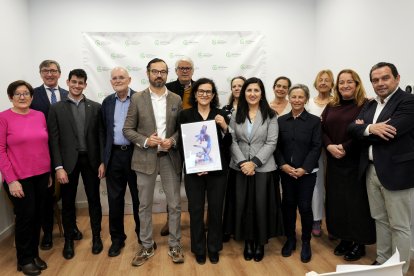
[0,0,31,240]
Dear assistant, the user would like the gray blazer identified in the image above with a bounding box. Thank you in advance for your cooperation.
[123,88,182,175]
[229,110,278,172]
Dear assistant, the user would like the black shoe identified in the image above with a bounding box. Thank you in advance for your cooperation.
[281,239,296,257]
[254,244,264,262]
[243,240,254,261]
[92,236,103,254]
[344,244,365,261]
[40,232,53,250]
[372,260,381,265]
[195,254,206,264]
[301,241,312,263]
[160,221,169,236]
[63,239,74,259]
[334,240,353,256]
[33,256,47,270]
[108,241,125,257]
[17,262,41,275]
[208,251,219,264]
[222,233,231,243]
[73,226,83,240]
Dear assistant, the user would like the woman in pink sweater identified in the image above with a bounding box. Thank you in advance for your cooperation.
[0,80,51,276]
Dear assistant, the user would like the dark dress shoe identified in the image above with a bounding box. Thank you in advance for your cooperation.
[344,244,365,261]
[160,221,169,236]
[17,262,41,276]
[40,232,53,250]
[372,260,381,265]
[334,240,353,256]
[33,256,47,270]
[92,236,103,254]
[63,239,75,259]
[243,240,254,261]
[195,254,206,264]
[254,244,264,262]
[73,226,83,240]
[301,241,312,263]
[222,233,231,243]
[108,241,125,257]
[281,239,296,257]
[208,251,219,264]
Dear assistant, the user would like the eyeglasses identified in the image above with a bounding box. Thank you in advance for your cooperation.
[197,89,213,96]
[177,67,192,72]
[13,92,31,98]
[41,69,59,75]
[150,69,168,76]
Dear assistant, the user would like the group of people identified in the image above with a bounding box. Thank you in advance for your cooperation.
[0,58,413,275]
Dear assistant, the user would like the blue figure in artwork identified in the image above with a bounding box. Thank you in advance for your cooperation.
[194,125,212,163]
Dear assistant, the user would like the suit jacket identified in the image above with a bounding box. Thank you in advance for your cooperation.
[31,85,68,119]
[123,88,182,175]
[229,110,278,172]
[47,96,104,175]
[166,79,194,99]
[348,88,414,191]
[101,89,136,167]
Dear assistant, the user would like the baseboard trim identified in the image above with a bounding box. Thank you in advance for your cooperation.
[0,224,14,242]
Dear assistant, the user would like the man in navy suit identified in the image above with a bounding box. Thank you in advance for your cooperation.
[349,62,414,274]
[30,60,82,250]
[101,67,140,257]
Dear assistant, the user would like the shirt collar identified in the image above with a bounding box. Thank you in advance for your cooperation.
[44,84,57,90]
[67,94,85,104]
[149,87,168,99]
[375,87,399,104]
[115,88,131,100]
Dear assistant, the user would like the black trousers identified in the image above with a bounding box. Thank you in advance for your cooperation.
[184,171,227,255]
[61,153,102,239]
[40,178,54,234]
[280,172,316,242]
[106,147,140,242]
[4,173,49,265]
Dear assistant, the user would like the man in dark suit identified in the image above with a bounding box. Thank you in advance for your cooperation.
[348,62,414,274]
[101,67,140,257]
[30,60,82,250]
[124,58,183,266]
[48,69,105,260]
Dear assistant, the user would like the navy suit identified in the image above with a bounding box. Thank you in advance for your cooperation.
[30,85,68,236]
[102,90,140,243]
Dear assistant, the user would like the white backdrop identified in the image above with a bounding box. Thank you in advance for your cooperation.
[82,31,266,105]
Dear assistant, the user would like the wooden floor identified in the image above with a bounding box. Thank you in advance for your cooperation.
[0,209,412,276]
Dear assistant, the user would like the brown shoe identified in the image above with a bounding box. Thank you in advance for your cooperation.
[160,221,169,236]
[131,245,155,266]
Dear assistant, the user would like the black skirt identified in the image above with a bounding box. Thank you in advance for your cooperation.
[234,171,284,245]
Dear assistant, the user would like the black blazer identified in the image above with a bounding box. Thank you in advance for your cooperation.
[275,110,322,173]
[101,89,136,167]
[348,88,414,191]
[47,96,104,174]
[31,85,68,119]
[166,79,194,99]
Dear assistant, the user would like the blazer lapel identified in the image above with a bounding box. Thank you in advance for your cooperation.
[249,111,263,141]
[376,89,402,123]
[84,99,92,133]
[39,86,51,107]
[62,101,78,135]
[144,89,157,131]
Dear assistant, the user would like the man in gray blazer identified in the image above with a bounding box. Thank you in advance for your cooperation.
[48,69,105,260]
[123,58,183,266]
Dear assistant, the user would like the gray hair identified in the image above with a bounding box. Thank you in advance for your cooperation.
[39,59,61,73]
[175,57,194,69]
[288,83,310,102]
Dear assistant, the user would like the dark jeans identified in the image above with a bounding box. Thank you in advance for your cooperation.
[4,173,49,265]
[280,172,316,242]
[61,153,102,239]
[184,171,227,255]
[106,147,140,242]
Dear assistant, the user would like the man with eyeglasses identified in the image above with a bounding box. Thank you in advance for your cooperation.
[123,58,184,266]
[101,67,141,257]
[31,60,83,251]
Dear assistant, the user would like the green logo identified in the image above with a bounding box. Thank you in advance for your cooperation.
[126,66,141,72]
[95,40,110,47]
[97,66,111,72]
[141,79,149,85]
[169,52,185,59]
[240,39,255,45]
[198,52,213,58]
[125,40,140,47]
[155,40,170,46]
[212,65,228,71]
[226,52,241,58]
[140,53,156,59]
[183,40,199,45]
[240,64,254,70]
[110,53,126,59]
[211,39,227,45]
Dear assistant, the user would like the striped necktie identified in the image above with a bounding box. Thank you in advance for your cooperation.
[48,87,57,104]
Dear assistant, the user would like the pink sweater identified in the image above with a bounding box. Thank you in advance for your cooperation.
[0,109,50,184]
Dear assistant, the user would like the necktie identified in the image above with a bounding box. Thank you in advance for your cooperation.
[48,87,57,104]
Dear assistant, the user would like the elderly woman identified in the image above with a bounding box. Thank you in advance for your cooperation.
[307,69,334,237]
[178,78,231,264]
[0,80,51,276]
[276,84,321,263]
[322,69,375,261]
[270,76,292,116]
[222,76,245,242]
[230,77,283,262]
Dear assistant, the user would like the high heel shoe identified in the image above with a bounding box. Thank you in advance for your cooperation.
[254,243,264,262]
[243,240,254,261]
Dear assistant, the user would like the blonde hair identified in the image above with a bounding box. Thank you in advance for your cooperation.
[331,69,366,107]
[313,69,334,93]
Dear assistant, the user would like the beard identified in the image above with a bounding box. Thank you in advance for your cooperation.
[149,77,166,88]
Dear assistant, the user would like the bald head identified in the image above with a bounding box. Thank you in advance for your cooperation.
[110,67,131,97]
